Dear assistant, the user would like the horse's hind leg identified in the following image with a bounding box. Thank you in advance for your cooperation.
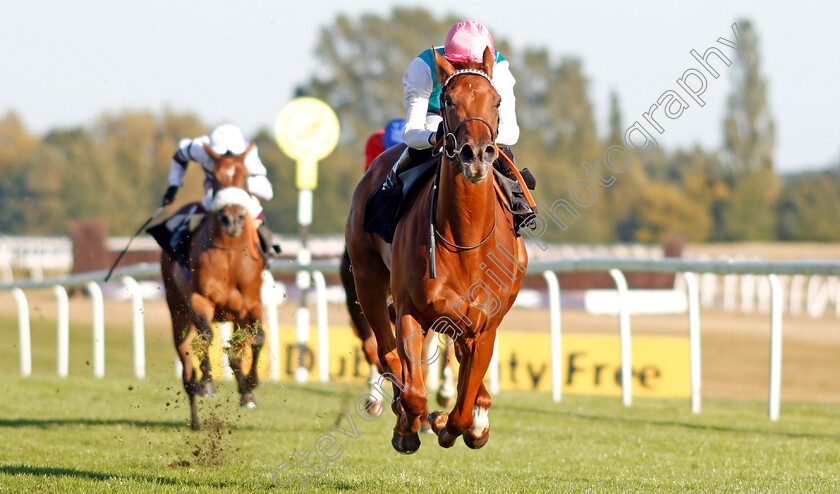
[349,255,404,416]
[436,343,457,409]
[169,296,201,429]
[340,250,386,414]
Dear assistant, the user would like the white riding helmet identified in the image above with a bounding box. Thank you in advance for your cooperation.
[209,124,247,155]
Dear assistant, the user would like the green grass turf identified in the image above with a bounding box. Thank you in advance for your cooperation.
[2,316,840,492]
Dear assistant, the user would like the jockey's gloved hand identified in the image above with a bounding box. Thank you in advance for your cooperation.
[162,185,178,206]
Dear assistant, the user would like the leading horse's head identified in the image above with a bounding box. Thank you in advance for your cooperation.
[203,142,255,238]
[434,47,500,183]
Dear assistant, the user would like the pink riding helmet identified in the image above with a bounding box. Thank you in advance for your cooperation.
[443,21,495,64]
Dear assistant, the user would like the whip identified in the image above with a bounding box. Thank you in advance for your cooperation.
[104,207,165,282]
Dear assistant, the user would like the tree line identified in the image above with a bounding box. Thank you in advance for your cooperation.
[1,9,838,241]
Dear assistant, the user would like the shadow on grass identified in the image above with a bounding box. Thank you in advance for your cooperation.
[498,405,840,440]
[0,417,260,431]
[0,464,252,488]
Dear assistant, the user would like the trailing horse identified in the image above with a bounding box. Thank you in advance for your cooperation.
[345,47,527,453]
[161,143,266,430]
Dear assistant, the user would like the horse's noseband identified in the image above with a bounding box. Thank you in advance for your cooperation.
[443,116,497,161]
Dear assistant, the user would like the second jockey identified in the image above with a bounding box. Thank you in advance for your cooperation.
[160,123,279,265]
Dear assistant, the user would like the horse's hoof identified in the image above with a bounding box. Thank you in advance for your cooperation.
[199,381,216,397]
[189,421,201,431]
[436,390,456,409]
[391,431,421,454]
[463,429,490,450]
[240,393,257,409]
[428,411,448,434]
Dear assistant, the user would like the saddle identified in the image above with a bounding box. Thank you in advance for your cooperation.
[363,157,438,244]
[362,153,538,244]
[146,204,203,269]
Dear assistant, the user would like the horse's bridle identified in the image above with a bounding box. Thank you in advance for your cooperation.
[438,69,500,162]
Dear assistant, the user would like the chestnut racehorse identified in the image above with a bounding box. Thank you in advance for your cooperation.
[345,47,527,453]
[340,249,458,420]
[161,143,265,430]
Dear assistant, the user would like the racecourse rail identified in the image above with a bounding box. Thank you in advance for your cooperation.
[3,257,840,422]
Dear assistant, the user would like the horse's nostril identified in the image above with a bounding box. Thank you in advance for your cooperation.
[459,144,475,163]
[485,146,497,161]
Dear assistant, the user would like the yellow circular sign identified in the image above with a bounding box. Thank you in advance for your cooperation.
[274,97,340,161]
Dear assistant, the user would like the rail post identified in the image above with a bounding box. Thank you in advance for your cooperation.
[684,272,702,413]
[768,274,784,421]
[609,269,632,406]
[312,270,329,383]
[87,282,105,378]
[12,288,31,377]
[121,276,145,379]
[54,285,69,377]
[543,271,562,403]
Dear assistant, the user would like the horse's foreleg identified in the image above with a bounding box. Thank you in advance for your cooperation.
[390,313,426,454]
[430,329,496,449]
[190,293,216,397]
[463,381,492,450]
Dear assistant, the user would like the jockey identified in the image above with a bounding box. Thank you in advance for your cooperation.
[384,20,535,233]
[160,123,280,264]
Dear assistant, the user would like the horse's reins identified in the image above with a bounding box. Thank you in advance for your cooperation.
[427,69,501,278]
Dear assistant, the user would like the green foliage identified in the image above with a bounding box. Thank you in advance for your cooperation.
[630,182,712,243]
[722,20,775,175]
[777,172,840,241]
[300,7,462,143]
[719,169,782,240]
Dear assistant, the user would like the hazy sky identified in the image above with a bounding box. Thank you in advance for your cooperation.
[1,0,837,173]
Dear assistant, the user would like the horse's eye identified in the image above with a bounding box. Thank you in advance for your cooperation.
[444,97,453,108]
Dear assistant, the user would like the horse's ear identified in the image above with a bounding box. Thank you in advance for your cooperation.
[482,46,494,79]
[242,141,255,157]
[433,47,455,84]
[203,143,221,161]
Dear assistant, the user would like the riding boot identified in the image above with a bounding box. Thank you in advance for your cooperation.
[256,223,280,267]
[383,148,414,189]
[493,146,538,236]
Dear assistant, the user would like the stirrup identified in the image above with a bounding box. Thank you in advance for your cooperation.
[383,148,413,189]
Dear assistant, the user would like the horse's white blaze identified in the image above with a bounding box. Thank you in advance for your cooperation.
[471,404,489,436]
